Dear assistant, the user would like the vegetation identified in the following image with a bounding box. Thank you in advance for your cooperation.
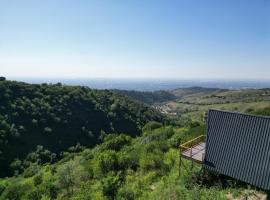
[0,79,269,199]
[155,87,270,123]
[114,90,177,105]
[0,80,163,177]
[0,123,257,200]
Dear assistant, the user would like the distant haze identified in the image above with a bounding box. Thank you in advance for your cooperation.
[8,77,270,91]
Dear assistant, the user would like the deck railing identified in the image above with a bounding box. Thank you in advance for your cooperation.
[179,135,206,176]
[179,135,205,159]
[180,135,205,152]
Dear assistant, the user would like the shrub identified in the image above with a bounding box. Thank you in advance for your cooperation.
[23,164,40,178]
[56,158,87,197]
[43,127,52,134]
[27,189,42,200]
[101,173,121,199]
[10,159,23,174]
[117,186,135,200]
[142,121,163,132]
[0,183,30,200]
[93,150,118,176]
[139,152,169,175]
[0,183,6,195]
[190,121,200,128]
[101,134,132,151]
[33,174,43,186]
[43,183,58,199]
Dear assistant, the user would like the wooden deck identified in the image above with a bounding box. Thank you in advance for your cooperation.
[181,142,205,163]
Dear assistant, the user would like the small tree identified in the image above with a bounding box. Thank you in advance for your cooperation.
[56,158,87,197]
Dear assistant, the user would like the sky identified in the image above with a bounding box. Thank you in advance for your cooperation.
[0,0,269,80]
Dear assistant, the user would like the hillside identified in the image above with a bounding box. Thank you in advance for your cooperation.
[0,123,262,200]
[0,80,163,177]
[0,82,269,199]
[113,87,222,105]
[113,89,177,105]
[170,87,223,98]
[156,87,270,125]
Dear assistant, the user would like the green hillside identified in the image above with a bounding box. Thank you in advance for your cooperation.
[0,124,261,200]
[0,81,269,199]
[113,90,177,105]
[156,87,270,123]
[0,80,163,177]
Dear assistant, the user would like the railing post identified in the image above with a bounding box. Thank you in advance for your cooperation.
[191,147,194,169]
[179,147,182,177]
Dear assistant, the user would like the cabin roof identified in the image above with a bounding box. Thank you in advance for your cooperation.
[204,109,270,190]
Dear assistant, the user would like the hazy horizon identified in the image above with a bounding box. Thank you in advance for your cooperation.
[5,76,270,91]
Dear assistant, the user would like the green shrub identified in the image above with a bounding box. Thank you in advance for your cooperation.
[27,189,42,200]
[93,150,118,176]
[101,134,132,151]
[23,164,40,178]
[142,121,163,132]
[190,121,201,128]
[56,158,87,197]
[0,183,30,200]
[43,183,58,199]
[101,173,121,199]
[117,186,135,200]
[0,183,6,195]
[33,174,43,186]
[139,152,169,175]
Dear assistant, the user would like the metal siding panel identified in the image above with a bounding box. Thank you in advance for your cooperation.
[244,116,258,185]
[229,113,246,178]
[204,109,270,190]
[254,118,269,188]
[238,115,254,183]
[223,112,238,176]
[261,122,270,189]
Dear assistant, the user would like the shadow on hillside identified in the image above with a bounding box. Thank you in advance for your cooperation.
[185,169,255,190]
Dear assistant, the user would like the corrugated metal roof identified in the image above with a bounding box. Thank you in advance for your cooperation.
[204,109,270,190]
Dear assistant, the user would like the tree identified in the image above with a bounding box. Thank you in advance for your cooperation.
[56,158,87,197]
[0,77,6,81]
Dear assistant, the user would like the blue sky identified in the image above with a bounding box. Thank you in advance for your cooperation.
[0,0,269,79]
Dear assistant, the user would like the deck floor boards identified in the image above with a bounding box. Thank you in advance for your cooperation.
[181,142,205,163]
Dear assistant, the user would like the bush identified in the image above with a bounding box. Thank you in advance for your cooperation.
[101,173,121,199]
[251,106,270,116]
[101,134,132,151]
[0,183,30,200]
[139,152,169,175]
[33,174,43,186]
[142,121,163,132]
[93,150,118,176]
[56,158,87,197]
[43,127,52,134]
[23,164,40,178]
[10,159,23,175]
[43,183,58,199]
[117,186,135,200]
[27,189,42,200]
[190,121,200,128]
[0,183,6,195]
